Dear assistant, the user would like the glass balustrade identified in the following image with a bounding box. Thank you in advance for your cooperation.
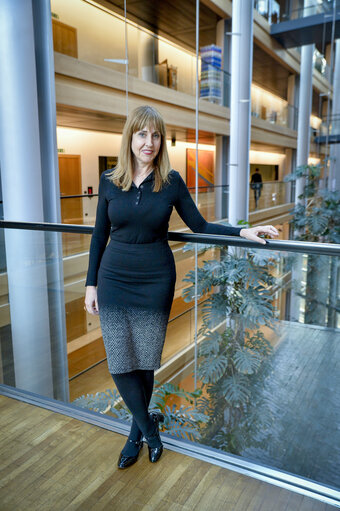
[287,0,340,21]
[315,114,340,138]
[52,0,303,112]
[59,186,229,234]
[166,237,340,491]
[0,224,217,402]
[51,0,196,96]
[55,180,292,236]
[251,99,298,130]
[51,0,308,120]
[255,0,340,23]
[249,180,292,211]
[313,49,332,80]
[254,0,281,24]
[51,0,232,105]
[1,221,339,495]
[0,180,291,228]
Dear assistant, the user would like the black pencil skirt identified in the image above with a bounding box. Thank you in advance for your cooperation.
[97,239,176,374]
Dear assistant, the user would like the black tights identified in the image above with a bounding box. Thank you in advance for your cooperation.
[111,369,159,451]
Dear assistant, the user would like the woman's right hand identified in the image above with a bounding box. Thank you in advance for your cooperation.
[84,286,99,315]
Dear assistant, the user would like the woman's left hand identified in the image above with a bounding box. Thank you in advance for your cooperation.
[239,225,279,245]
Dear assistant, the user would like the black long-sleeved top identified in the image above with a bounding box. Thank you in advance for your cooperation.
[85,169,242,286]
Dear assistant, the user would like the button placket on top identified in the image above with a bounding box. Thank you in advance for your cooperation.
[135,183,143,205]
[132,170,153,204]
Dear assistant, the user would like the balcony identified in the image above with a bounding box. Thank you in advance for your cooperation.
[51,0,300,143]
[314,114,340,144]
[251,83,298,131]
[51,0,229,106]
[0,221,339,506]
[255,0,340,49]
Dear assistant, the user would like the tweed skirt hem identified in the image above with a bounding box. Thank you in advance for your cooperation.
[98,303,170,373]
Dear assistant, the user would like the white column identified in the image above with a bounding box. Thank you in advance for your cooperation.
[290,0,315,324]
[0,0,61,397]
[329,40,340,192]
[216,20,230,220]
[228,0,254,226]
[32,0,69,401]
[295,44,314,206]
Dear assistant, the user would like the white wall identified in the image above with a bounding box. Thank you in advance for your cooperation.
[158,40,196,95]
[249,150,286,178]
[51,0,126,72]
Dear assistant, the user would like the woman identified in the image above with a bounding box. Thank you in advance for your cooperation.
[84,105,279,469]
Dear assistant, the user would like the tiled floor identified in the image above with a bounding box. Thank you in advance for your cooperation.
[242,322,340,490]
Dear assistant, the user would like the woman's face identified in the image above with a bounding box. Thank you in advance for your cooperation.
[131,125,161,168]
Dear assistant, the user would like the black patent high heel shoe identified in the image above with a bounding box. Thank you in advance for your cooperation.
[117,439,143,469]
[145,412,165,463]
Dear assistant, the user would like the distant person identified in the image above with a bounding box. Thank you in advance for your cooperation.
[84,105,279,469]
[251,168,263,209]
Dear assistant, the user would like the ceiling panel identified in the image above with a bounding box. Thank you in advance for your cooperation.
[56,105,215,144]
[96,0,220,49]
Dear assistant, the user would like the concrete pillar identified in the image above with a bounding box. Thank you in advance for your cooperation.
[296,44,314,206]
[228,0,254,226]
[329,40,340,192]
[33,0,69,402]
[0,0,68,399]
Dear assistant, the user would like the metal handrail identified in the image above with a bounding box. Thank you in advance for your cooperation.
[0,220,339,256]
[58,185,230,199]
[56,181,288,199]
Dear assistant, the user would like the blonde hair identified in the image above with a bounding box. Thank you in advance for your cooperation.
[107,105,171,192]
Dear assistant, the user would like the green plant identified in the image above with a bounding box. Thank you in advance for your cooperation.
[283,163,340,243]
[73,380,208,441]
[283,164,340,326]
[181,233,282,455]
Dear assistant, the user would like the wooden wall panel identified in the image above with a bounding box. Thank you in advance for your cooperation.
[52,19,78,58]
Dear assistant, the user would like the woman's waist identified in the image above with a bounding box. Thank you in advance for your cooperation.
[108,236,169,250]
[101,236,175,273]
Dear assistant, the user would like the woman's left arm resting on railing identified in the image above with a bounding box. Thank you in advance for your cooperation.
[174,172,279,244]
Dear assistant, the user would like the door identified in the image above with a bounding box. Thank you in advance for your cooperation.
[58,154,83,224]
